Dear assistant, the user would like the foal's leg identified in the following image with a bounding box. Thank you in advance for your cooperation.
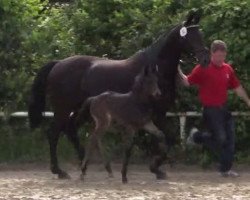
[80,131,98,180]
[96,131,113,178]
[81,115,110,180]
[47,112,71,179]
[143,121,167,180]
[65,112,85,165]
[121,128,135,183]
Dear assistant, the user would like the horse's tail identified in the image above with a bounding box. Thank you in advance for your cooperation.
[28,61,58,129]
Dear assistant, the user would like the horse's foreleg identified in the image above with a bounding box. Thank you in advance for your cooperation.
[143,121,167,180]
[121,129,135,184]
[47,121,70,179]
[154,113,177,167]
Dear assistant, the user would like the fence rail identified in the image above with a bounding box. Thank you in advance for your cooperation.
[1,111,250,142]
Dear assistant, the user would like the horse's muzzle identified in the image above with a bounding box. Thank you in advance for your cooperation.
[197,48,210,67]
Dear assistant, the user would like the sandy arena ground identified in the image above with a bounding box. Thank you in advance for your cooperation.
[0,163,250,200]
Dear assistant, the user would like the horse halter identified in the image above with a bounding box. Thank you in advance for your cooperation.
[180,24,199,37]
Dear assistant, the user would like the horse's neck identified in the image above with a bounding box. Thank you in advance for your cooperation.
[125,32,181,97]
[130,90,152,105]
[126,52,148,74]
[156,35,181,106]
[125,32,182,76]
[159,34,181,71]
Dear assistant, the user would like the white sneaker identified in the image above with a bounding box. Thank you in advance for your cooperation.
[220,170,240,178]
[186,127,199,146]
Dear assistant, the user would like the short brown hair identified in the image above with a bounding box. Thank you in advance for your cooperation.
[210,40,227,52]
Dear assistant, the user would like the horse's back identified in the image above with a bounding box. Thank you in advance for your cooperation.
[47,55,104,110]
[84,58,141,96]
[46,54,141,112]
[49,55,102,78]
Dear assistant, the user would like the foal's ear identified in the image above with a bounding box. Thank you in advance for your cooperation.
[143,65,150,76]
[150,64,158,73]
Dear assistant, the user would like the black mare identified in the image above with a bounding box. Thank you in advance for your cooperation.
[28,10,210,179]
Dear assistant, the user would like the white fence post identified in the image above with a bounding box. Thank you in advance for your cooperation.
[179,115,186,148]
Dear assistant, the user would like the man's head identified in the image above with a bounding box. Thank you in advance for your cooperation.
[210,40,227,67]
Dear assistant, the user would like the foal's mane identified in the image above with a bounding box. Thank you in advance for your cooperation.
[131,71,144,94]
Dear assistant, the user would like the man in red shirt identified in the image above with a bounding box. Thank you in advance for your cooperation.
[179,40,250,177]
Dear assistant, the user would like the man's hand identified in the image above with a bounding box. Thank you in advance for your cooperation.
[177,65,190,87]
[234,86,250,107]
[247,99,250,108]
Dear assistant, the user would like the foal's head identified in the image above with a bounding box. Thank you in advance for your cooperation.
[132,64,161,98]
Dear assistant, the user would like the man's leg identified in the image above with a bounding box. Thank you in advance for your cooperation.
[189,108,224,152]
[188,107,235,174]
[219,110,238,176]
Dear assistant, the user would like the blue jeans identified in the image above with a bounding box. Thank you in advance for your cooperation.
[193,105,235,172]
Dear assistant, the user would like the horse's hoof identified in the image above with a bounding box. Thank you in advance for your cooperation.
[156,172,167,180]
[80,174,85,181]
[149,163,159,173]
[108,173,114,178]
[58,172,71,179]
[122,178,128,184]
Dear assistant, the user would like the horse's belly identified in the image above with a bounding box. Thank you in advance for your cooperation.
[113,106,151,129]
[86,78,133,97]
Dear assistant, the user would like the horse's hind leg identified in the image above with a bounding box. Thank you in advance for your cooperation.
[143,121,167,180]
[65,112,85,164]
[121,128,135,183]
[47,113,71,179]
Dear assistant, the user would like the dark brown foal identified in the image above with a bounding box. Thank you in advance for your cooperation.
[80,64,167,183]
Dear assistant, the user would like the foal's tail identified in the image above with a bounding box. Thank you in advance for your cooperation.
[28,61,58,129]
[76,97,95,124]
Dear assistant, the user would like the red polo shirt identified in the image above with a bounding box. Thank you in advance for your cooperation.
[187,62,240,106]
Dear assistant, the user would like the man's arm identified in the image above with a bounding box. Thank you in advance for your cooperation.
[178,65,190,87]
[233,85,250,107]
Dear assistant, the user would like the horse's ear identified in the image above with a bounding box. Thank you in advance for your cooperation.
[156,64,159,72]
[193,8,203,24]
[151,64,158,73]
[184,9,195,26]
[184,9,202,26]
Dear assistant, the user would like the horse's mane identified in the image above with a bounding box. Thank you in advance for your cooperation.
[132,24,180,65]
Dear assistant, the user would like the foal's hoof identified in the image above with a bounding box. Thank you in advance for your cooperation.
[58,172,71,179]
[156,172,167,180]
[80,174,84,181]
